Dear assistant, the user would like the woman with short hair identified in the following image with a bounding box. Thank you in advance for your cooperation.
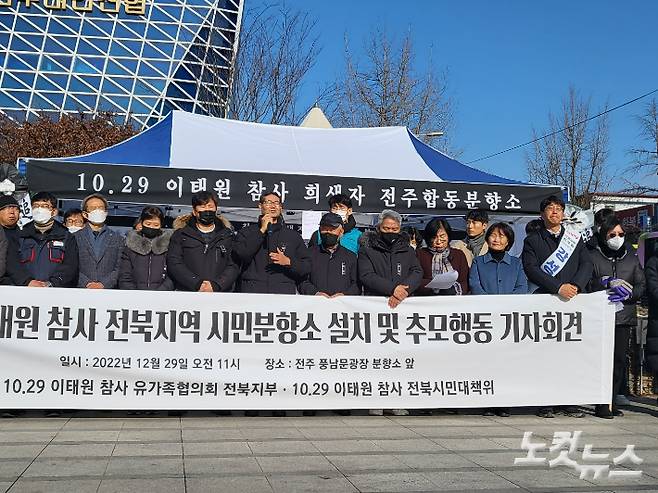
[416,218,469,296]
[468,222,528,418]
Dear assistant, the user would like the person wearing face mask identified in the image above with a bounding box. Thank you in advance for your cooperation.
[63,208,86,234]
[522,195,592,419]
[299,213,359,297]
[309,194,362,254]
[6,191,79,287]
[234,192,311,295]
[74,193,125,289]
[118,206,174,291]
[359,209,422,417]
[416,218,469,296]
[588,215,645,419]
[167,191,239,292]
[585,208,615,252]
[358,209,423,306]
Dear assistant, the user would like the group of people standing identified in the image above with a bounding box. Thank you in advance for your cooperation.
[0,188,655,420]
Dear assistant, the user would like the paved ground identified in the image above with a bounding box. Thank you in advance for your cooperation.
[2,403,658,493]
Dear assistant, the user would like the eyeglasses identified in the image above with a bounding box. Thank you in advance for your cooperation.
[261,200,281,206]
[607,232,625,238]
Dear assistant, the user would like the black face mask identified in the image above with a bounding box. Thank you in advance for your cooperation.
[381,232,400,245]
[197,210,216,226]
[320,232,339,248]
[141,226,161,239]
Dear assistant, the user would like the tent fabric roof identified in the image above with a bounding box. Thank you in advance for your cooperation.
[61,110,521,185]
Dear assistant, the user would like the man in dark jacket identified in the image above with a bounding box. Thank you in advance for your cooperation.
[522,195,592,298]
[0,195,21,243]
[358,209,422,417]
[358,209,422,309]
[522,195,592,419]
[6,191,78,287]
[167,191,239,292]
[299,213,359,297]
[234,192,311,295]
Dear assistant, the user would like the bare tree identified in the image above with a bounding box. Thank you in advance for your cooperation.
[526,86,610,208]
[328,29,455,153]
[625,98,658,192]
[225,3,320,125]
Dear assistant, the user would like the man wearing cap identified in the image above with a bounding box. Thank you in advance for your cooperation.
[299,213,359,297]
[0,195,21,243]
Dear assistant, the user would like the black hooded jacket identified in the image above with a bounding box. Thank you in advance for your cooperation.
[233,218,311,294]
[357,231,422,296]
[119,229,174,291]
[167,216,239,292]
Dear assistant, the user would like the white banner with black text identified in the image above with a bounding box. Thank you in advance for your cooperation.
[0,288,614,409]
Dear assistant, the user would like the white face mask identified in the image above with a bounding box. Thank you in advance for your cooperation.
[68,226,83,234]
[32,207,53,225]
[87,210,107,225]
[331,210,348,222]
[606,235,624,251]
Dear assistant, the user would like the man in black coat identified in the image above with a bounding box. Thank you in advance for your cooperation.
[167,191,239,292]
[234,192,311,295]
[521,195,592,419]
[299,213,359,297]
[522,195,592,298]
[358,209,422,309]
[6,191,79,287]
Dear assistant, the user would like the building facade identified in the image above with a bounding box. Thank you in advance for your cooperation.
[0,0,243,127]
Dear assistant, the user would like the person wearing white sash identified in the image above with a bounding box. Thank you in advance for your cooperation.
[521,195,593,419]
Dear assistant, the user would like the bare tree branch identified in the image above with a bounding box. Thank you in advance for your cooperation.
[221,3,320,125]
[525,86,610,208]
[328,29,456,154]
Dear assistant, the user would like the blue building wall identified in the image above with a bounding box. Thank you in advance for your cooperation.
[0,0,243,127]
